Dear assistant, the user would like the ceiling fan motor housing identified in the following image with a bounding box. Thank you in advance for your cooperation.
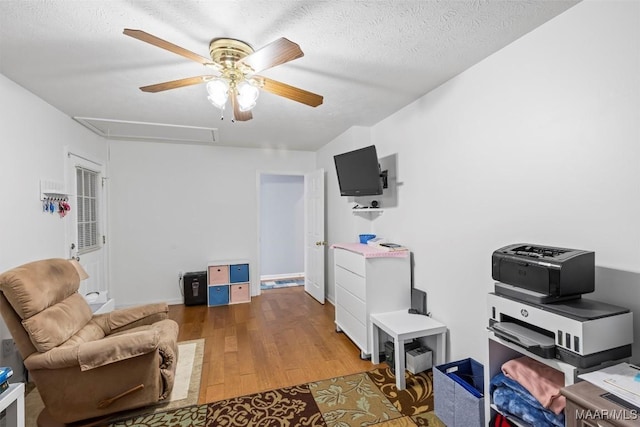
[209,38,254,69]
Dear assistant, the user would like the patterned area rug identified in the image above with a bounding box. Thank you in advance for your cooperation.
[109,366,445,427]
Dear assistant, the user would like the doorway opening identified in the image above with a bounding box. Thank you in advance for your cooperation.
[258,173,305,291]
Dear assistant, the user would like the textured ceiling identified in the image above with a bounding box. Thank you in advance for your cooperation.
[0,0,579,151]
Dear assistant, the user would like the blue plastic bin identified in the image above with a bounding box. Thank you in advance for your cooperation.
[434,358,484,427]
[359,234,376,244]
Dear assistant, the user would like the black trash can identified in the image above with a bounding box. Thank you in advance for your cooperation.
[183,271,207,306]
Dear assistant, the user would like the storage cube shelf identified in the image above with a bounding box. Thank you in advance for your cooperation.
[207,260,251,306]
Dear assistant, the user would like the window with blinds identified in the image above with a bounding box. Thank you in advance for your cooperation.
[76,167,100,253]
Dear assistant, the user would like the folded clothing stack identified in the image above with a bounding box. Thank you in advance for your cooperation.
[490,356,565,427]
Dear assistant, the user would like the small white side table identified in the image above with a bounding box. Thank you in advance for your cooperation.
[0,383,25,427]
[371,310,447,390]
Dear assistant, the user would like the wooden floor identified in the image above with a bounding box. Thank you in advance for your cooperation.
[168,286,383,404]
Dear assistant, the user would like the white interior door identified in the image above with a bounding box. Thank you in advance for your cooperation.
[304,168,325,303]
[65,151,108,300]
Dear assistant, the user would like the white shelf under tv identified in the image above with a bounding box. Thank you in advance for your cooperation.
[352,208,384,214]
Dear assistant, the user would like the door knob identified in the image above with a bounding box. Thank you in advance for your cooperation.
[315,241,327,246]
[69,243,79,261]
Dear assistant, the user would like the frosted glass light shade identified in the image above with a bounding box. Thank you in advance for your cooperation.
[206,79,229,108]
[237,81,259,112]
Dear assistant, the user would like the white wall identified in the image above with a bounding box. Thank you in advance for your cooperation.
[260,174,304,277]
[318,0,640,364]
[108,141,315,306]
[0,74,108,341]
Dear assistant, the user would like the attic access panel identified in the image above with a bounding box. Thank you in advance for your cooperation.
[73,117,219,144]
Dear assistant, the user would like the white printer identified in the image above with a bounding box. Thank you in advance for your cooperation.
[488,243,633,368]
[488,293,632,368]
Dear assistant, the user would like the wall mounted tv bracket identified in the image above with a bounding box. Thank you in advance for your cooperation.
[380,169,388,189]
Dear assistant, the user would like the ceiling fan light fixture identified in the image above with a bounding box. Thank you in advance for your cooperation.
[124,29,323,122]
[206,78,229,109]
[237,80,259,112]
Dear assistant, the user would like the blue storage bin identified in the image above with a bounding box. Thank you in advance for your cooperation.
[208,285,229,306]
[434,358,484,427]
[229,263,249,283]
[359,234,376,244]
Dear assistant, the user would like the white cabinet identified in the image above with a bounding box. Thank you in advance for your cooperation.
[0,383,25,427]
[333,247,410,357]
[485,322,623,425]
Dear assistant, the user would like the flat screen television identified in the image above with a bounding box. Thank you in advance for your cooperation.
[334,145,383,196]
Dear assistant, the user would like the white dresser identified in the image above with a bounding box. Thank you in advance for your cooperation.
[333,245,411,358]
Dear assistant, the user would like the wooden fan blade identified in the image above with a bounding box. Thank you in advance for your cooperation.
[140,76,211,93]
[230,91,253,121]
[259,77,323,107]
[237,38,303,74]
[124,29,216,67]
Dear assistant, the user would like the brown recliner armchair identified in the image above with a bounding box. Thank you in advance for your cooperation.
[0,258,179,424]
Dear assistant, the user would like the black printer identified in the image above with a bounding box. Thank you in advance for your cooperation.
[492,243,594,304]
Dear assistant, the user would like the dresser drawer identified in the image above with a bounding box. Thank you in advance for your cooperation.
[335,265,366,300]
[230,283,250,304]
[336,285,366,322]
[336,307,367,353]
[208,265,229,285]
[334,249,365,277]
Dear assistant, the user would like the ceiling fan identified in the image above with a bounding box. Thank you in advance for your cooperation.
[123,29,323,122]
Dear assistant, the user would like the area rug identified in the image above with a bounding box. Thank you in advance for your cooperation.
[260,278,305,290]
[25,338,204,427]
[108,366,445,427]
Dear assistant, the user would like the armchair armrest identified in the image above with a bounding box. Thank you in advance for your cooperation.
[94,302,169,334]
[78,329,159,371]
[24,329,160,371]
[24,344,81,370]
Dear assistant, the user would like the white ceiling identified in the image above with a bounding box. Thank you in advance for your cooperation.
[0,0,579,151]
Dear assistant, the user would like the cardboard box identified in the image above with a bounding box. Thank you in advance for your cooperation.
[406,347,432,374]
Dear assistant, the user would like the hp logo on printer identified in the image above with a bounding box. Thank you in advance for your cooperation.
[520,309,529,318]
